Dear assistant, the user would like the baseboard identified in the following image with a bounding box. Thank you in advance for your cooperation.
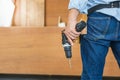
[0,74,119,80]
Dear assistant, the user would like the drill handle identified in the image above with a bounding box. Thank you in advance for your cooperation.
[76,21,86,32]
[62,20,86,45]
[62,31,70,45]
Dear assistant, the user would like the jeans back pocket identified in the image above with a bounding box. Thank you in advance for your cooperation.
[86,12,111,41]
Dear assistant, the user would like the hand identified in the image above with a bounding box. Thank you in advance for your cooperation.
[64,21,81,45]
[64,8,80,45]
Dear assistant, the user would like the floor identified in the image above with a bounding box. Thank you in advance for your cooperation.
[0,74,119,80]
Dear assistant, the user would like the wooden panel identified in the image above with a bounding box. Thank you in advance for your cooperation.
[0,27,81,75]
[45,0,87,26]
[13,0,86,26]
[0,27,119,76]
[104,49,120,76]
[45,0,69,26]
[13,0,44,26]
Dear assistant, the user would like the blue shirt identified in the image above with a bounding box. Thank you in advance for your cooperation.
[68,0,120,21]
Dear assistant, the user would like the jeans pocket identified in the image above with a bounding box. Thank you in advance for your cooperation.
[86,16,111,41]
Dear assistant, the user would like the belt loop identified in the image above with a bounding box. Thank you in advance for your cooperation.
[111,2,114,8]
[119,2,120,7]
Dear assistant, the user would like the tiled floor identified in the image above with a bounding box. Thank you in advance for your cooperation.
[0,74,119,80]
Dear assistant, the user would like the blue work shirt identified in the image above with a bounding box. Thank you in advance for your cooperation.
[68,0,120,21]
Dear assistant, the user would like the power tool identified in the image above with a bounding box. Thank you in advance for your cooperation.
[62,21,86,68]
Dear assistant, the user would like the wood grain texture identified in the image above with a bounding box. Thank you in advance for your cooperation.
[0,27,119,76]
[13,0,86,26]
[45,0,69,26]
[13,0,44,26]
[45,0,87,26]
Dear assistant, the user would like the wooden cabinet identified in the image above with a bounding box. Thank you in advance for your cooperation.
[45,0,69,26]
[0,27,119,76]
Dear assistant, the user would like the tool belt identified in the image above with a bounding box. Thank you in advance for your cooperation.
[88,1,120,14]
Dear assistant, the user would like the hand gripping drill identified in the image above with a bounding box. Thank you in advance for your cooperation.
[62,21,86,68]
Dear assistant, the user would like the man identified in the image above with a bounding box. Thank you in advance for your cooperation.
[64,0,120,80]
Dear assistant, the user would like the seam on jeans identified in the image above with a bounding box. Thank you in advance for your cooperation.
[98,17,110,40]
[83,35,110,47]
[102,17,111,35]
[115,21,119,39]
[88,17,109,19]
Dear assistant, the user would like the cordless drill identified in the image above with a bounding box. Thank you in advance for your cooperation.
[62,21,86,68]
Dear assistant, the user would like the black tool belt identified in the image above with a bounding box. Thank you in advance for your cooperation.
[88,1,120,14]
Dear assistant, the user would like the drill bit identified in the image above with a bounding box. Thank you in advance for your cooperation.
[68,58,72,69]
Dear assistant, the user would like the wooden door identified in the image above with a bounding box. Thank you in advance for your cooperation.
[13,0,44,27]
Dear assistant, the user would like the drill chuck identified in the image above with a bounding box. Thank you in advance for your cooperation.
[62,32,72,58]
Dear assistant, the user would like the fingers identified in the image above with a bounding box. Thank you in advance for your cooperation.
[68,30,80,39]
[63,27,80,45]
[66,35,74,45]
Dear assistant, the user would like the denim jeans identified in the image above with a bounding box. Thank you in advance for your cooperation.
[80,12,120,80]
